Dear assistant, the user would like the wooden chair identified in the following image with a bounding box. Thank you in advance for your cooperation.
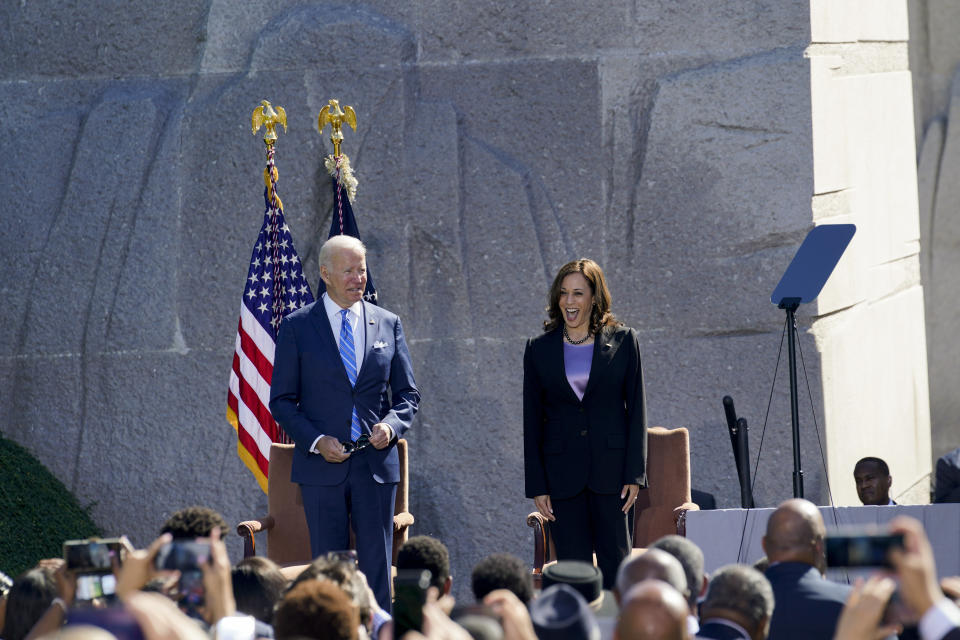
[526,426,700,585]
[236,439,415,567]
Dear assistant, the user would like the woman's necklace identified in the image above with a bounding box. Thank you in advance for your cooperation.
[563,324,591,345]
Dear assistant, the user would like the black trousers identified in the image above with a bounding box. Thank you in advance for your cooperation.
[550,488,631,590]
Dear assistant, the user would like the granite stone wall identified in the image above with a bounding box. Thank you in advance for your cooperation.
[3,0,926,597]
[909,0,960,467]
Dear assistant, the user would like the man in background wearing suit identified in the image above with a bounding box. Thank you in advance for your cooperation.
[934,446,960,503]
[270,234,420,611]
[854,456,896,505]
[696,565,773,640]
[762,498,851,640]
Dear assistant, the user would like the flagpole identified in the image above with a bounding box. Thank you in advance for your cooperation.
[316,98,377,305]
[231,100,317,490]
[318,99,360,235]
[250,100,291,444]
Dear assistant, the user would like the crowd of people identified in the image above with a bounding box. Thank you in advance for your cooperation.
[2,500,960,640]
[5,243,959,640]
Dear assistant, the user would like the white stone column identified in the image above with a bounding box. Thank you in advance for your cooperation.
[808,0,931,505]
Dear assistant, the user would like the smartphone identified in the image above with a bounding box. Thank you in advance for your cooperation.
[393,569,432,636]
[154,539,211,620]
[826,531,904,568]
[63,538,124,573]
[154,539,212,572]
[75,573,117,601]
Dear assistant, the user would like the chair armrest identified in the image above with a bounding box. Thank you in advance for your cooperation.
[393,511,415,531]
[236,516,276,558]
[526,512,551,581]
[673,502,699,536]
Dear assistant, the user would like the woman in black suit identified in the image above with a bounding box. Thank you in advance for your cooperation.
[523,258,647,588]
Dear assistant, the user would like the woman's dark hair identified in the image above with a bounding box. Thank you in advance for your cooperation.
[160,505,229,538]
[232,556,288,624]
[471,553,534,605]
[544,258,618,334]
[1,567,57,640]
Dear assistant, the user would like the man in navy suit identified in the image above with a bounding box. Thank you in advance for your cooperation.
[696,565,773,640]
[762,498,852,640]
[270,234,420,611]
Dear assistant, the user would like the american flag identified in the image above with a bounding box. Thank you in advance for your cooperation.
[228,148,314,492]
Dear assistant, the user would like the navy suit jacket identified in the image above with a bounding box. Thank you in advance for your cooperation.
[523,324,647,500]
[935,447,960,503]
[269,299,420,486]
[765,562,850,640]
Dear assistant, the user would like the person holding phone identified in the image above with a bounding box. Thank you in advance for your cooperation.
[523,258,647,589]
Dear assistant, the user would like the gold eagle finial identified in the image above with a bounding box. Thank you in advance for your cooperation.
[317,99,357,157]
[251,100,287,146]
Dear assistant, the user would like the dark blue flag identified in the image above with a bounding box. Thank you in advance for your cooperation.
[319,176,378,305]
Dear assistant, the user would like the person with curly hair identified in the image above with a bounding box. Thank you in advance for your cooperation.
[524,258,647,590]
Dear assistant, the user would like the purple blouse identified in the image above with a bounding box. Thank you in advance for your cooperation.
[563,341,593,400]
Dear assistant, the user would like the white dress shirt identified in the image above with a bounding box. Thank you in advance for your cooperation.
[309,294,366,453]
[323,292,366,372]
[919,597,960,640]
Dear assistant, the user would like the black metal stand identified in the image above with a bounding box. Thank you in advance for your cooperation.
[770,224,854,501]
[735,417,754,507]
[779,298,803,498]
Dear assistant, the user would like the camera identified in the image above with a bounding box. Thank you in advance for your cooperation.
[63,538,125,605]
[154,539,211,572]
[75,574,118,602]
[393,569,432,635]
[63,538,125,573]
[826,530,904,568]
[154,539,212,619]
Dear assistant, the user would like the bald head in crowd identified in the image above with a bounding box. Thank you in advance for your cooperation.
[762,498,827,574]
[614,580,690,640]
[614,549,689,607]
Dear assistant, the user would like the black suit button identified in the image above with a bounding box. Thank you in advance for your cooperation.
[580,430,587,437]
[579,407,584,414]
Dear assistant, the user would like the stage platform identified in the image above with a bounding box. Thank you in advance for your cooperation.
[686,503,960,580]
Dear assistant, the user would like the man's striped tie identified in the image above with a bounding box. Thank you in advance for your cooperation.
[339,309,362,441]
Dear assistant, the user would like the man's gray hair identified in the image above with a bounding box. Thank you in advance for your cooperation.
[649,534,705,607]
[702,564,774,626]
[319,234,366,269]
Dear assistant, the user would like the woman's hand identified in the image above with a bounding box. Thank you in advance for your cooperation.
[621,484,639,514]
[533,495,555,522]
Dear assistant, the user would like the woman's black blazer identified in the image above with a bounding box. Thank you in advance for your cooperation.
[523,323,648,500]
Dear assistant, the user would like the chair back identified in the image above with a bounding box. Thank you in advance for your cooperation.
[265,443,312,565]
[263,440,413,565]
[632,426,693,547]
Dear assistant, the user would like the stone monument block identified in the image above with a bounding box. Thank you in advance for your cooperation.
[0,2,208,80]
